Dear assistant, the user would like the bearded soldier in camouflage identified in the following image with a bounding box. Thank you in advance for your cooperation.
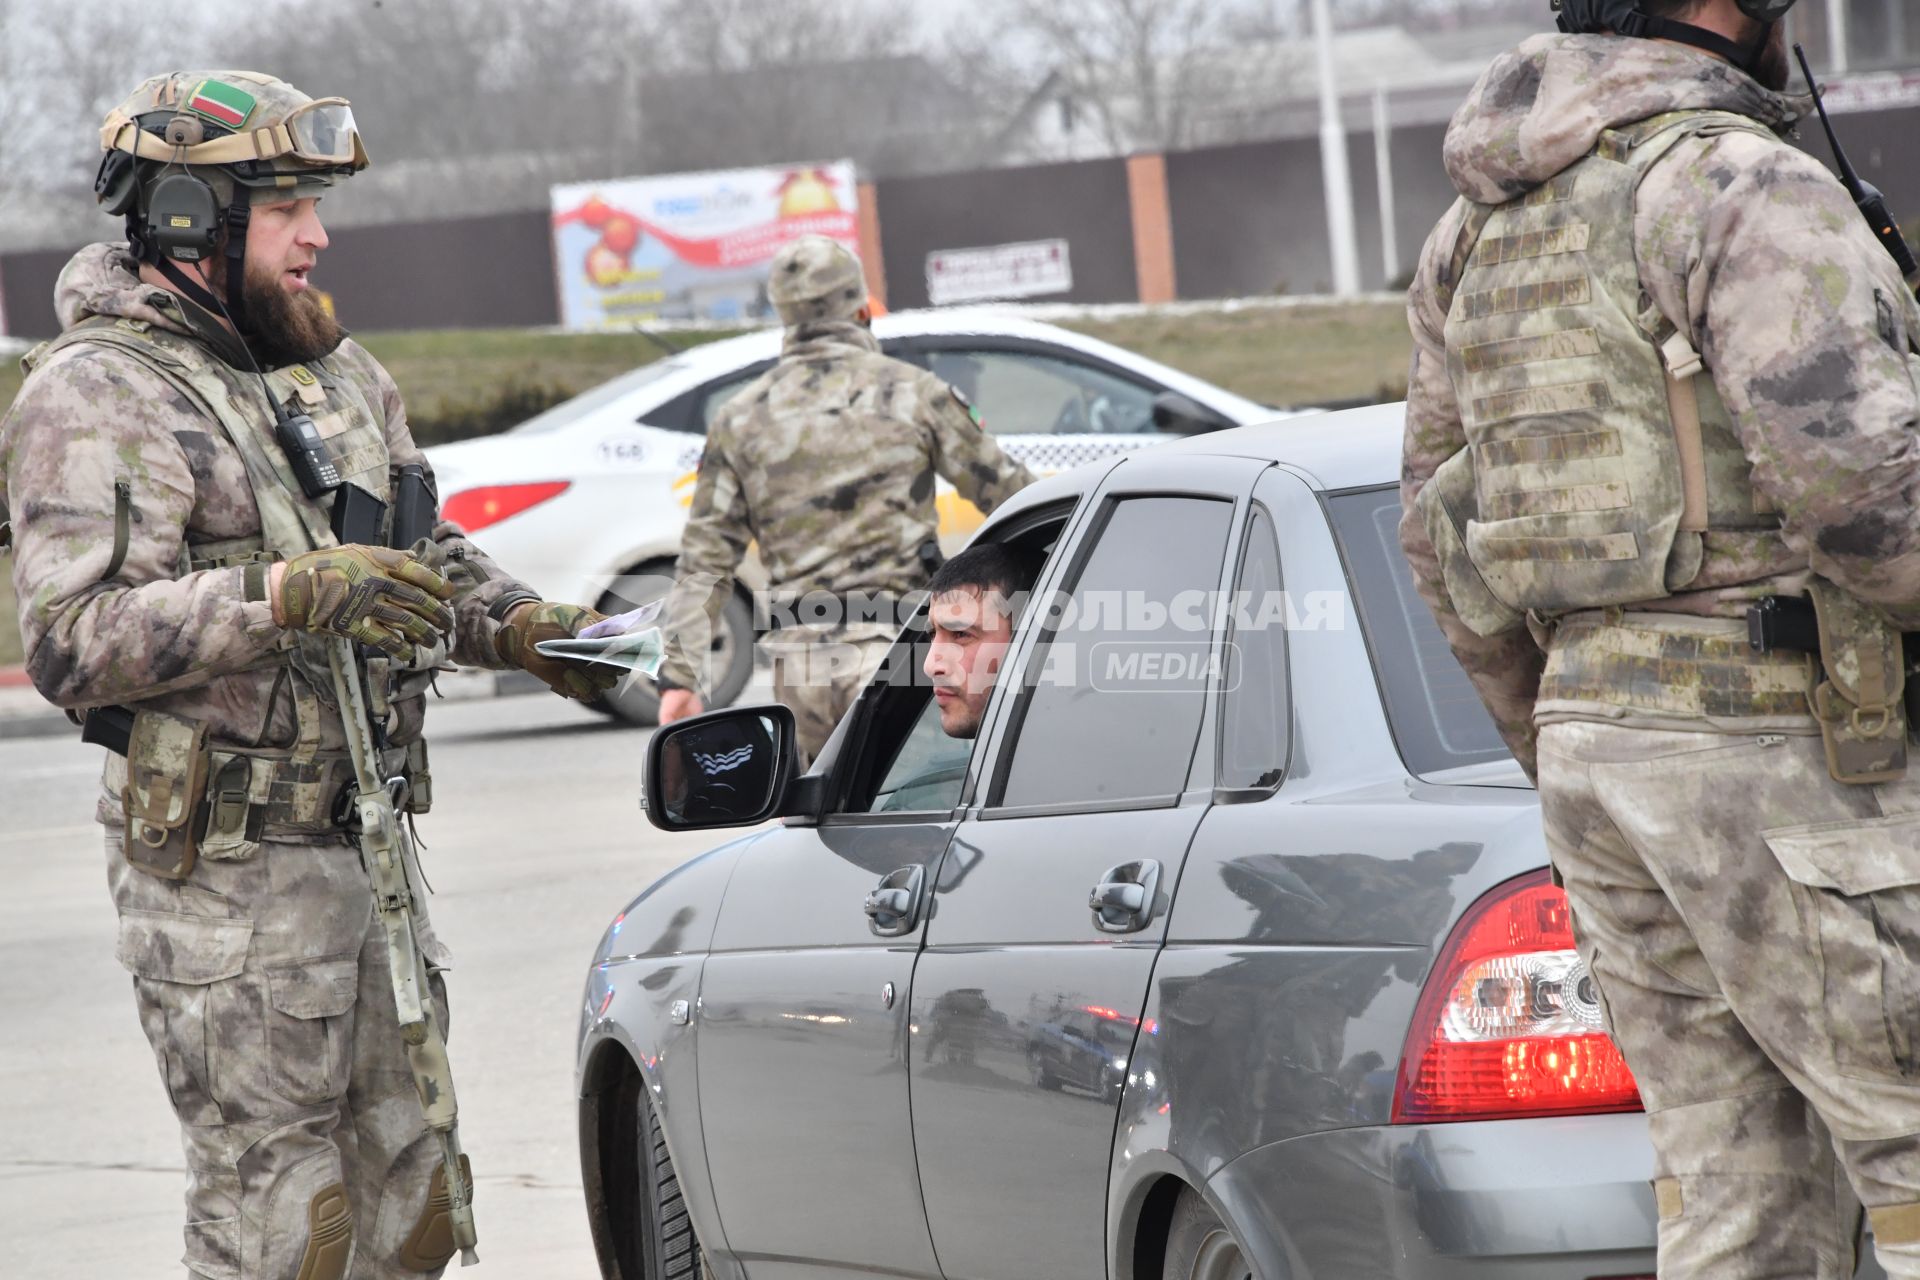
[0,72,613,1279]
[1401,2,1920,1275]
[657,235,1035,761]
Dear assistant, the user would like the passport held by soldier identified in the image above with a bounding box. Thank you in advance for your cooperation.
[0,70,616,1279]
[1400,2,1920,1276]
[656,234,1036,762]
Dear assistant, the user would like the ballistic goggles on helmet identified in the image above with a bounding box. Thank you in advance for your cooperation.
[102,97,366,173]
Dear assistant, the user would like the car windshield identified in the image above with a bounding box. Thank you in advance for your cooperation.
[508,358,682,436]
[1324,486,1510,777]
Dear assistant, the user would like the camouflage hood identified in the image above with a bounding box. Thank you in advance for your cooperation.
[1443,33,1808,205]
[53,241,254,367]
[53,242,196,336]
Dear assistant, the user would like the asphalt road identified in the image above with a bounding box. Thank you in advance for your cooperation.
[0,690,725,1277]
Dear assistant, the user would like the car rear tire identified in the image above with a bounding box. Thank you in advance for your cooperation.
[589,566,756,726]
[1161,1188,1251,1280]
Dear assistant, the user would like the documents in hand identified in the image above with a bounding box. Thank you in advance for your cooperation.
[532,600,668,679]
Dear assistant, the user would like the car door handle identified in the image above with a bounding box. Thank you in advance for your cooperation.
[865,865,925,938]
[1091,859,1161,934]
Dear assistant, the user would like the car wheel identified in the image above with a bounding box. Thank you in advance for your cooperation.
[589,566,755,725]
[632,1087,706,1280]
[1029,1050,1058,1091]
[1161,1188,1251,1280]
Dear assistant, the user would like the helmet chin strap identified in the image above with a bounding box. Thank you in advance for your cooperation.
[1613,10,1772,74]
[129,185,254,336]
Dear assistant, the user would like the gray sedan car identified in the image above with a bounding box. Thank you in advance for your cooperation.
[578,406,1882,1279]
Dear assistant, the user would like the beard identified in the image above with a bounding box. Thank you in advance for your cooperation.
[1750,19,1792,92]
[208,254,345,368]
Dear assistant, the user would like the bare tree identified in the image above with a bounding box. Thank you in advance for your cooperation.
[992,0,1256,153]
[629,0,949,175]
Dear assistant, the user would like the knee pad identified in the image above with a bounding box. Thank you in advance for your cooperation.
[296,1184,353,1280]
[1650,1094,1860,1280]
[400,1155,472,1273]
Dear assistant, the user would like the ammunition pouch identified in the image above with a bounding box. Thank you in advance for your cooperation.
[1414,447,1526,638]
[121,709,210,879]
[1807,580,1908,785]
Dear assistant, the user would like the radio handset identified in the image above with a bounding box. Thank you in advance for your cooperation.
[274,403,342,500]
[1796,43,1919,281]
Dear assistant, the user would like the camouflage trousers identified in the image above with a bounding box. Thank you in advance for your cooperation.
[105,826,458,1280]
[768,633,894,764]
[1537,720,1920,1279]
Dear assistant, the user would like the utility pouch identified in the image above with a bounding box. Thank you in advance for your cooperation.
[121,709,211,879]
[405,739,433,815]
[1413,447,1525,638]
[199,751,269,862]
[1808,580,1908,785]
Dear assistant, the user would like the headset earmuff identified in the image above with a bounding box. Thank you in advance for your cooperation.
[93,151,139,217]
[143,172,221,264]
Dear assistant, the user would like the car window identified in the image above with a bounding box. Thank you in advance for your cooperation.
[867,696,972,814]
[700,370,764,429]
[1218,505,1289,792]
[992,496,1235,811]
[831,508,1077,816]
[1324,487,1508,775]
[508,358,681,436]
[923,348,1158,437]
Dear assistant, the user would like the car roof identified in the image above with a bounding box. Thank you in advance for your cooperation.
[656,310,1276,421]
[1151,401,1405,492]
[977,402,1403,536]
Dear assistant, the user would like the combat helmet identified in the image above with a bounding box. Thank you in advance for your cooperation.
[93,71,367,328]
[768,235,867,326]
[1552,0,1798,70]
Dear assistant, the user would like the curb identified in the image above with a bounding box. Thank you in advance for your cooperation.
[0,665,31,689]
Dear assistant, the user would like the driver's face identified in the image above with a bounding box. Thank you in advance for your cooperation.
[924,586,1017,739]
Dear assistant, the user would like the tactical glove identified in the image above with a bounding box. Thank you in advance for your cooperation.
[495,602,621,701]
[277,544,456,661]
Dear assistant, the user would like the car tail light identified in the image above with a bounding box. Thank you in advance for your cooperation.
[441,481,571,533]
[1393,869,1642,1123]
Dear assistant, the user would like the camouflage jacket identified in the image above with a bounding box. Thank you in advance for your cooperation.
[659,320,1036,691]
[0,244,531,765]
[1400,35,1920,775]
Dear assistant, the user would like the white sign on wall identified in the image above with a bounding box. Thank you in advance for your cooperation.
[925,239,1073,307]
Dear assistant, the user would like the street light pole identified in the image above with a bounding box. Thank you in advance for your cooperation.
[1373,83,1400,288]
[1826,0,1849,73]
[1311,0,1362,297]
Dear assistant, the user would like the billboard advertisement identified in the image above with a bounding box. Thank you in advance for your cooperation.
[551,160,861,330]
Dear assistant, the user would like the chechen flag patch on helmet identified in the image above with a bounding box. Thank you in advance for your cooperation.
[186,80,255,129]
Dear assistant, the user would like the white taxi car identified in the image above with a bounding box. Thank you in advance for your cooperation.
[426,310,1283,722]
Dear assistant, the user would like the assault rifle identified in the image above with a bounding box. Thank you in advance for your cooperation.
[330,467,479,1266]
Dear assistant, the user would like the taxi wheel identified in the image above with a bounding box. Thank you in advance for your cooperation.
[589,568,756,725]
[1161,1188,1252,1280]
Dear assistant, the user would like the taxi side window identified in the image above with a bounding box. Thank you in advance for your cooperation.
[990,496,1235,811]
[699,371,764,428]
[924,349,1158,436]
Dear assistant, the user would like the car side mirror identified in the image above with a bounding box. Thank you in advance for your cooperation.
[643,704,806,832]
[1151,390,1234,437]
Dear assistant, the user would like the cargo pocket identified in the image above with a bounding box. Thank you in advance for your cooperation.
[265,957,359,1106]
[1763,812,1920,1079]
[117,909,253,1128]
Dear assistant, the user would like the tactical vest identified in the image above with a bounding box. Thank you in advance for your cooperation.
[1417,110,1785,638]
[27,316,432,841]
